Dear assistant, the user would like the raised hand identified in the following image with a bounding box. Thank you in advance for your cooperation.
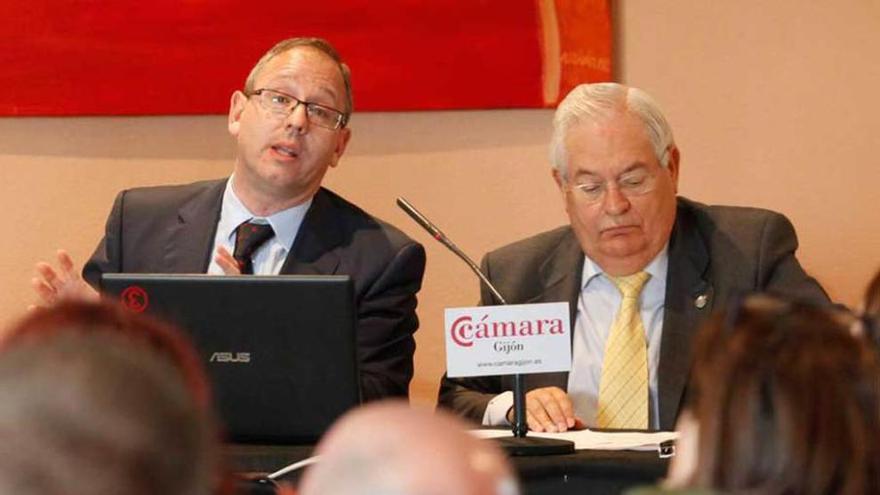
[31,250,99,306]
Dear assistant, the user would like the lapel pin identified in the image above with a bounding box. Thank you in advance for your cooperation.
[695,294,708,309]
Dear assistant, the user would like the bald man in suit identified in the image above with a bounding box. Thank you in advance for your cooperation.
[32,37,425,401]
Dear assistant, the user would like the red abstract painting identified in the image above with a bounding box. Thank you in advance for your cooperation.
[0,0,611,116]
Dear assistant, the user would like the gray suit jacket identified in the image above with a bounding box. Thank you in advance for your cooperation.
[83,178,426,401]
[437,197,829,429]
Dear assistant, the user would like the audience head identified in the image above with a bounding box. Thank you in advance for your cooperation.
[0,300,212,409]
[0,328,219,495]
[549,82,680,276]
[299,401,519,495]
[863,268,880,320]
[850,268,880,370]
[668,294,880,494]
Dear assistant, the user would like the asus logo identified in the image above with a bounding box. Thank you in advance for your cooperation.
[209,352,251,363]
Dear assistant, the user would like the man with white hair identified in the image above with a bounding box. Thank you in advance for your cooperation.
[438,82,829,432]
[299,402,519,495]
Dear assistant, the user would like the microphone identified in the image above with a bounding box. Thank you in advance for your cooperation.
[396,197,507,305]
[396,198,575,455]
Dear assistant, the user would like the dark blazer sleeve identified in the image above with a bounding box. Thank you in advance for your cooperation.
[436,255,506,423]
[357,241,426,402]
[437,374,505,424]
[655,199,830,429]
[81,180,225,288]
[755,211,829,303]
[82,190,126,288]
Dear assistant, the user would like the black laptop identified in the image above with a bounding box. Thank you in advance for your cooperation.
[101,274,361,444]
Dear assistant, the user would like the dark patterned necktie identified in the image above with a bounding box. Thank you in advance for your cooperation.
[233,221,275,275]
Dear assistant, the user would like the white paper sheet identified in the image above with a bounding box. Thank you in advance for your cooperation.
[471,428,679,452]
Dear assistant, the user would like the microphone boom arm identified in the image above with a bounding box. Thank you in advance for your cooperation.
[396,197,508,305]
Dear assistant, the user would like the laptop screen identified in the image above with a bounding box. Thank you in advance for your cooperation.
[101,274,361,444]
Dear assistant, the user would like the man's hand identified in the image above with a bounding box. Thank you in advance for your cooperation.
[507,386,584,433]
[214,246,242,275]
[31,250,99,306]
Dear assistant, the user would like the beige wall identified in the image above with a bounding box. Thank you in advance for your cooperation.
[1,1,878,406]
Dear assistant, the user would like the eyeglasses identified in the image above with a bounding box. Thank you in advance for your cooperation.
[248,88,348,130]
[567,168,658,204]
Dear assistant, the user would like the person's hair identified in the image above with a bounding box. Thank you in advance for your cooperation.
[0,301,211,410]
[857,268,880,352]
[686,294,880,494]
[243,37,353,120]
[0,331,218,495]
[550,82,674,182]
[864,268,880,319]
[300,402,519,495]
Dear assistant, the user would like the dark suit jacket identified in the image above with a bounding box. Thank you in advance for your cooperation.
[437,197,829,429]
[83,178,426,401]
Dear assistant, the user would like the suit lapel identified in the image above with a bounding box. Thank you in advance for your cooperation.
[163,180,225,273]
[523,229,584,391]
[657,201,713,429]
[280,188,342,275]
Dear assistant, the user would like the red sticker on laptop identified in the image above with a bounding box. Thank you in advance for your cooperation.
[120,285,149,313]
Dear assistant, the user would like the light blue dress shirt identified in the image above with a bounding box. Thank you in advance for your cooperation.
[206,177,311,276]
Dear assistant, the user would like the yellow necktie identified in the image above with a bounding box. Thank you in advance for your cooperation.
[596,271,651,429]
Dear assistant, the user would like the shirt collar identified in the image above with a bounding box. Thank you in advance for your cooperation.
[218,176,312,252]
[581,244,670,290]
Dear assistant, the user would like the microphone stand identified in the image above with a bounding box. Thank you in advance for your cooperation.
[397,197,574,456]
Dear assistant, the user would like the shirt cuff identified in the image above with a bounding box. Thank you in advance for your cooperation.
[482,391,514,426]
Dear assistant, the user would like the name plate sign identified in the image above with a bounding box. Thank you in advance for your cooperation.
[444,302,571,378]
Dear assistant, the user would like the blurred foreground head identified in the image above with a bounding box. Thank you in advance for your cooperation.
[865,268,880,315]
[299,402,519,495]
[0,331,218,495]
[669,294,880,494]
[862,269,880,339]
[0,300,211,408]
[0,302,220,495]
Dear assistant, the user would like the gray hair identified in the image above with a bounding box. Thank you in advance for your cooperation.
[244,37,353,123]
[300,403,520,495]
[0,333,217,495]
[550,82,675,181]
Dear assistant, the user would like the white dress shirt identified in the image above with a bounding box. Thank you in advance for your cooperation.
[483,247,668,429]
[206,177,311,276]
